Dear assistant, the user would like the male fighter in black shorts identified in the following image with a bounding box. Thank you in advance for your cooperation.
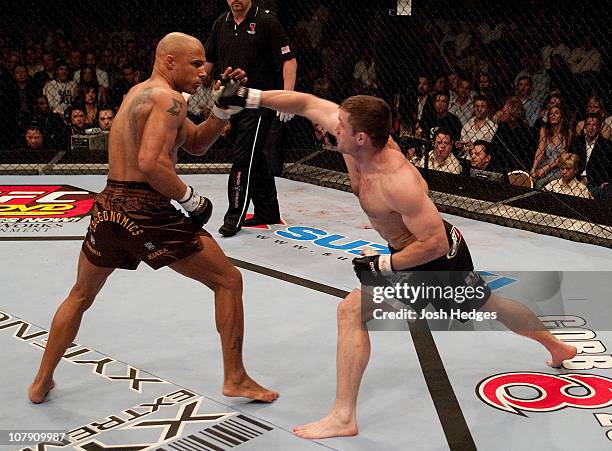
[215,83,577,438]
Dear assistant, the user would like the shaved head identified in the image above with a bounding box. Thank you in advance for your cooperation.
[156,32,203,60]
[152,32,206,94]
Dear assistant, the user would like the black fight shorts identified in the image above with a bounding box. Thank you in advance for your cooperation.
[384,221,492,321]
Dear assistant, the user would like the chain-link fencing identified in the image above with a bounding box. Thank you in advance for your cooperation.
[1,0,610,246]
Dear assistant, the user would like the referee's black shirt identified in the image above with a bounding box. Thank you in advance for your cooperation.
[205,4,294,90]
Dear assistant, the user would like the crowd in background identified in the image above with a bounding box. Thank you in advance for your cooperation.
[0,0,609,200]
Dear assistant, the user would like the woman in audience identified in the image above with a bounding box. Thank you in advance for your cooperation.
[531,105,572,189]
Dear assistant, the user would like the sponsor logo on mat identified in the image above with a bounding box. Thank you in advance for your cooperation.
[0,185,94,233]
[0,310,274,450]
[477,315,612,442]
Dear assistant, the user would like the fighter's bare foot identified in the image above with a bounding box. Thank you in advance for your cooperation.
[293,414,358,439]
[223,377,279,402]
[28,379,55,404]
[547,343,577,368]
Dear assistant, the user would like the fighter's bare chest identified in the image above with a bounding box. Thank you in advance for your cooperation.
[354,175,391,219]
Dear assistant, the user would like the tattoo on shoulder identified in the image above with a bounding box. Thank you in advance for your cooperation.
[166,99,182,117]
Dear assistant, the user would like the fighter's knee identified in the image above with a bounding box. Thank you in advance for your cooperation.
[217,265,243,291]
[337,290,361,320]
[68,285,95,311]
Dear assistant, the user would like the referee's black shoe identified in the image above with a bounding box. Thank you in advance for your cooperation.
[218,222,241,237]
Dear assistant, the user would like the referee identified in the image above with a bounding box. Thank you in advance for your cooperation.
[204,0,297,237]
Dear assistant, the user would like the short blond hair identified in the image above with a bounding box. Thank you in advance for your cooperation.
[558,152,579,169]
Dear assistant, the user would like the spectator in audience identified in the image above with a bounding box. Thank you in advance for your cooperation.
[470,140,494,171]
[98,48,120,87]
[24,95,67,149]
[458,41,490,82]
[422,92,462,141]
[320,36,349,98]
[24,46,43,77]
[548,54,577,110]
[476,72,499,113]
[109,34,125,59]
[431,74,448,96]
[0,63,22,147]
[534,91,563,129]
[541,30,571,71]
[543,153,592,199]
[449,77,474,126]
[11,64,37,119]
[31,52,55,94]
[401,118,425,163]
[569,35,601,75]
[68,105,87,135]
[453,22,473,59]
[68,49,81,77]
[415,128,461,174]
[4,52,22,78]
[353,50,378,96]
[489,96,535,173]
[420,75,445,129]
[478,17,505,45]
[313,77,332,98]
[421,39,447,77]
[74,52,109,103]
[97,106,115,132]
[76,65,99,89]
[516,76,540,127]
[447,71,460,104]
[527,54,550,106]
[81,84,99,128]
[24,124,45,150]
[569,113,612,200]
[460,95,497,153]
[42,60,78,115]
[416,75,430,120]
[575,96,610,140]
[441,41,458,69]
[296,3,330,50]
[531,105,572,189]
[109,63,136,109]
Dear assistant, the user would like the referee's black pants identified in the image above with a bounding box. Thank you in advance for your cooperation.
[222,109,280,228]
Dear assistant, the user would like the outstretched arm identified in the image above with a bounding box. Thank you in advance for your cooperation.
[260,90,340,135]
[216,84,361,172]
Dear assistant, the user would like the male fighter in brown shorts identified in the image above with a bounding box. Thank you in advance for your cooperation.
[28,32,278,404]
[216,84,577,438]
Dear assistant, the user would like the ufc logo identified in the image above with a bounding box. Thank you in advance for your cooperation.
[477,372,612,415]
[0,190,87,203]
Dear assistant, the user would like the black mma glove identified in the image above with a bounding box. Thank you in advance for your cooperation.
[214,78,261,109]
[352,252,393,285]
[179,186,213,228]
[210,77,244,120]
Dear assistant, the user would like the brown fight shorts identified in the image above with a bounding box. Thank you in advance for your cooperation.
[82,180,210,270]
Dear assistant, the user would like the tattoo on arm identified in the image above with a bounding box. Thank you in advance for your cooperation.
[166,99,182,116]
